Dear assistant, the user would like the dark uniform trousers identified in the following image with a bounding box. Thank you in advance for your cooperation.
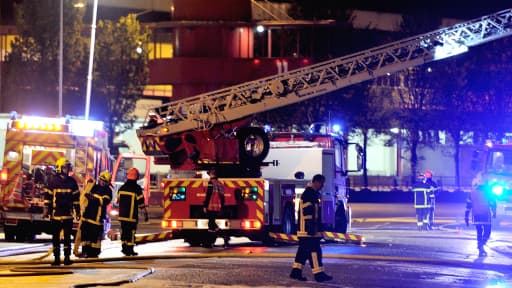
[293,237,324,274]
[81,221,103,256]
[120,221,137,247]
[52,219,73,257]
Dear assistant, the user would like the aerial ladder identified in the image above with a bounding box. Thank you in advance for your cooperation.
[137,8,512,176]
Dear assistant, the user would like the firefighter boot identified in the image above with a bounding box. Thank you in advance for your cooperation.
[314,272,333,282]
[478,244,487,257]
[289,268,307,281]
[122,244,130,256]
[51,249,61,266]
[64,251,73,265]
[127,245,138,256]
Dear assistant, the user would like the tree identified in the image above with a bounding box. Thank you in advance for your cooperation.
[92,14,150,154]
[3,0,86,116]
[387,66,441,183]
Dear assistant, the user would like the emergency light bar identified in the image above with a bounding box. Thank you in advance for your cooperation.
[10,115,104,137]
[12,119,68,133]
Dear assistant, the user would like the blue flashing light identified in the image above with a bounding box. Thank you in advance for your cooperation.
[332,124,341,133]
[491,184,504,197]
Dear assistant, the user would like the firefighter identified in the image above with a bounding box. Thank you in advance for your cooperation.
[290,174,333,283]
[117,167,148,256]
[79,171,112,258]
[465,174,497,257]
[44,157,80,266]
[412,173,435,231]
[423,170,438,229]
[202,168,228,248]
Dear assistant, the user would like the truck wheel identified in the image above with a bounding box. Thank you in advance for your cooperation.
[237,127,270,165]
[15,227,25,242]
[335,202,348,234]
[282,204,296,235]
[4,226,16,242]
[186,237,203,247]
[201,234,217,248]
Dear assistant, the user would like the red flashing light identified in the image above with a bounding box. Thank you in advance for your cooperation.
[253,59,261,65]
[302,58,310,65]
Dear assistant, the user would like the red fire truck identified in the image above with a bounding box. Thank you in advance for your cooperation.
[135,9,512,246]
[0,112,111,241]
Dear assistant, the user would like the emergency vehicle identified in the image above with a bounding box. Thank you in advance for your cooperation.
[135,9,512,246]
[471,142,512,225]
[0,112,110,241]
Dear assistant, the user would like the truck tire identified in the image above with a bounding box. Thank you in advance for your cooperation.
[281,204,296,235]
[4,226,16,242]
[335,202,348,234]
[15,226,25,242]
[185,231,215,247]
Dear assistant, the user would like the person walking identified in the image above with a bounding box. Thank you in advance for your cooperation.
[117,167,148,256]
[79,171,112,258]
[44,157,80,266]
[202,168,228,247]
[290,174,333,283]
[465,174,497,257]
[412,173,435,231]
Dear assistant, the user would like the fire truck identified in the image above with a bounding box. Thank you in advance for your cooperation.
[0,112,111,242]
[135,9,512,246]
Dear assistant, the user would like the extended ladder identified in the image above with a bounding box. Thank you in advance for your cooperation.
[137,8,512,137]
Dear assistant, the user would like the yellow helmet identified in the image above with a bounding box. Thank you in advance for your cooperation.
[99,170,112,182]
[55,157,71,174]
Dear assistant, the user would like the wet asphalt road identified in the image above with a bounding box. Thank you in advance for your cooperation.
[0,203,511,287]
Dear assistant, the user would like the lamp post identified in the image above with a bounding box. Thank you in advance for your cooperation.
[85,0,99,120]
[59,0,63,117]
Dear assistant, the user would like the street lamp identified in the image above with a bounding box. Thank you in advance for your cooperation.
[85,0,99,120]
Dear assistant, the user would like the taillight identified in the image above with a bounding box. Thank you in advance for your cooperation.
[1,168,8,185]
[161,220,180,229]
[241,219,262,230]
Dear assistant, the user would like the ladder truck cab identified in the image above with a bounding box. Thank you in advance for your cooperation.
[471,142,512,225]
[136,9,512,246]
[262,124,362,235]
[0,112,110,242]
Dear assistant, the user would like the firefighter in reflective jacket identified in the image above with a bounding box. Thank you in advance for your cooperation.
[290,174,333,283]
[80,171,112,258]
[44,157,80,266]
[423,170,438,229]
[465,174,497,257]
[412,173,435,231]
[117,167,148,256]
